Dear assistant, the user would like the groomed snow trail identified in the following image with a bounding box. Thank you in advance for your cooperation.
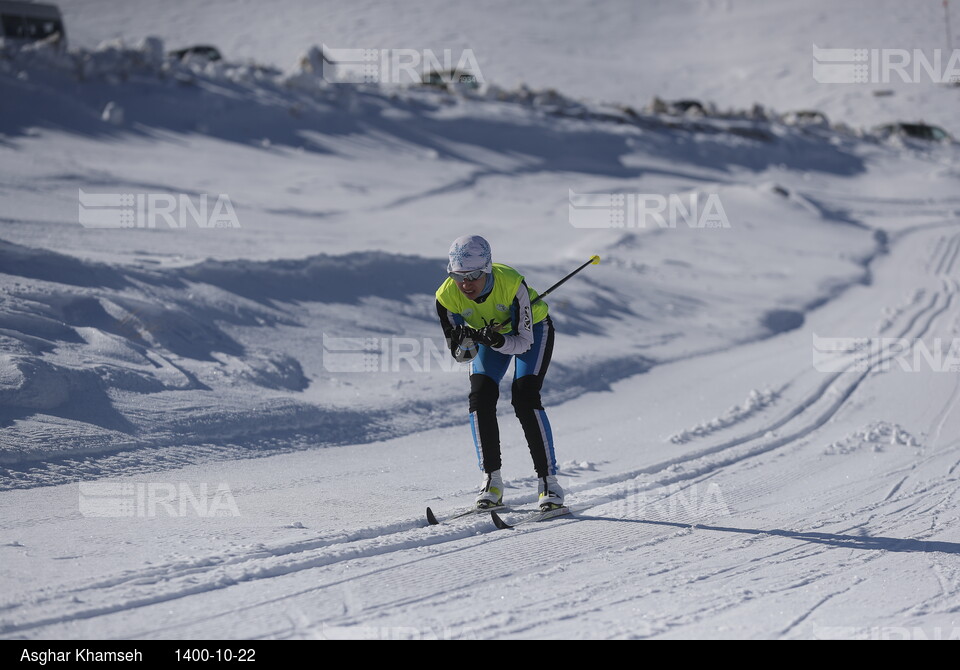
[2,220,959,640]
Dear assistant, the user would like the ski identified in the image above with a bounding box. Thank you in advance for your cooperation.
[490,506,572,529]
[426,504,507,526]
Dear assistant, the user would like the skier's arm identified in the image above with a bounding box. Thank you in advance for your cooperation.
[437,300,475,360]
[436,300,459,341]
[490,283,535,355]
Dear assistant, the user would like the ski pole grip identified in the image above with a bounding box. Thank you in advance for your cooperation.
[492,255,600,329]
[531,254,601,305]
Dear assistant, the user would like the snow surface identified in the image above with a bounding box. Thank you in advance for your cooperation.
[1,0,960,640]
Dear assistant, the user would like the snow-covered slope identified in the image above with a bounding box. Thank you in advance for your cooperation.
[57,0,960,136]
[1,0,959,640]
[2,32,898,471]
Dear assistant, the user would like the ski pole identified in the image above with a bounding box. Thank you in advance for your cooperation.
[490,255,600,330]
[530,254,601,307]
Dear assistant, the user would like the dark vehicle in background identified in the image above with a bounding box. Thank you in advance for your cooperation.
[644,97,711,117]
[666,99,707,115]
[169,44,222,62]
[874,122,953,143]
[781,110,830,127]
[0,1,65,48]
[421,68,479,90]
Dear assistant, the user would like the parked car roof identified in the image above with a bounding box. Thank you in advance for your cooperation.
[874,122,953,142]
[169,45,223,62]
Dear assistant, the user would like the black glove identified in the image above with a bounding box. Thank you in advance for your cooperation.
[473,323,505,349]
[449,323,468,348]
[449,324,479,362]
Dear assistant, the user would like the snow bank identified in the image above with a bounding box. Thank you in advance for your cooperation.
[1,31,926,154]
[824,421,923,455]
[670,388,781,445]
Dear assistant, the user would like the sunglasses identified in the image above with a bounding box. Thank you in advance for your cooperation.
[449,269,485,282]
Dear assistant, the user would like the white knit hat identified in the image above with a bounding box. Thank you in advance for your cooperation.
[447,235,493,273]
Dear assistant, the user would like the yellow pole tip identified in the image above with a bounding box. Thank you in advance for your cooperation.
[590,255,601,264]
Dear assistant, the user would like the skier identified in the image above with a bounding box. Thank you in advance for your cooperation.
[435,234,564,512]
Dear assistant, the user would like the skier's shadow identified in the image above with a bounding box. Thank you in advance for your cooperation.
[574,516,960,555]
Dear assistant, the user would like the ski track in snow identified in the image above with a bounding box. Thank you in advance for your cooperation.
[4,224,960,639]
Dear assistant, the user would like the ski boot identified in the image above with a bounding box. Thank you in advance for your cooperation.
[476,470,504,510]
[538,475,564,511]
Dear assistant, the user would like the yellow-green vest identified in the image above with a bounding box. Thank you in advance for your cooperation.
[436,264,548,334]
